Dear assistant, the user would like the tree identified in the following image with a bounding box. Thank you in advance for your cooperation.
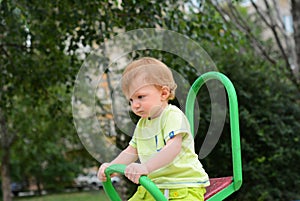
[206,0,300,89]
[204,44,300,200]
[184,1,300,199]
[0,1,83,200]
[1,0,185,200]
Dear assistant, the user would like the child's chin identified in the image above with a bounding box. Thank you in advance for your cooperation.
[139,114,150,119]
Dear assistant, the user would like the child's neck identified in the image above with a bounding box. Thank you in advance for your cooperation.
[148,102,168,120]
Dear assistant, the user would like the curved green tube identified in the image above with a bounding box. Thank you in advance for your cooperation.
[102,164,167,201]
[185,71,242,200]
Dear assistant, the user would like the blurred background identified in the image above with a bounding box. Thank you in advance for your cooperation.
[0,0,299,201]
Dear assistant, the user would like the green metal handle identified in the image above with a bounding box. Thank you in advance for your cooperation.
[185,71,242,193]
[103,164,167,201]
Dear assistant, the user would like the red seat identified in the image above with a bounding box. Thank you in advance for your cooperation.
[204,176,233,200]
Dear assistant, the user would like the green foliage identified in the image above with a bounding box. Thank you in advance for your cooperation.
[203,45,300,200]
[0,0,94,193]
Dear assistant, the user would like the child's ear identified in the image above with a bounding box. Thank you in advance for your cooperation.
[161,86,170,100]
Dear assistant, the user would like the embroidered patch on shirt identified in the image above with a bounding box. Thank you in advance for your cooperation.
[169,131,175,139]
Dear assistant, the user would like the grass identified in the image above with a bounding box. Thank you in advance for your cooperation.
[12,190,110,201]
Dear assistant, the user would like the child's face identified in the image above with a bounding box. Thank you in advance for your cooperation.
[128,84,168,119]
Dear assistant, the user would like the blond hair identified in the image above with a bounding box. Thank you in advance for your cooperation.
[121,57,177,100]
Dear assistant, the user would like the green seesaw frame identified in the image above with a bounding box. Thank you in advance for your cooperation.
[102,72,243,201]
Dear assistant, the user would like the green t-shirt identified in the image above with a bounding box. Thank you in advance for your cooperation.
[129,104,210,189]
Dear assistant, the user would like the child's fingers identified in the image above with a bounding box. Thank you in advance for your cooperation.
[124,163,145,184]
[97,163,110,181]
[110,173,119,178]
[97,170,107,181]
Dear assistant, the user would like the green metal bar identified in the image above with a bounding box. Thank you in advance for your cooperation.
[185,72,243,200]
[103,164,167,201]
[102,164,124,201]
[207,183,236,201]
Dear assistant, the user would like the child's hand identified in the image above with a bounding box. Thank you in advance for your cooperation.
[125,163,149,184]
[97,163,111,182]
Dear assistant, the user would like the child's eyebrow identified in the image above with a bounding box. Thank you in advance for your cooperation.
[132,90,143,96]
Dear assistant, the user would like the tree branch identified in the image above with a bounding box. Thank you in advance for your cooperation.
[252,0,296,84]
[271,0,291,50]
[0,108,16,149]
[210,0,277,64]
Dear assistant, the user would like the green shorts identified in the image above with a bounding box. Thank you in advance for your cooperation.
[128,186,206,201]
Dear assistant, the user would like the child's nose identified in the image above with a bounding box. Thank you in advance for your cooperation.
[131,100,140,108]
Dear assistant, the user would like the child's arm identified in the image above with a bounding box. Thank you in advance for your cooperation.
[110,145,138,165]
[98,145,138,181]
[125,134,182,184]
[145,134,182,172]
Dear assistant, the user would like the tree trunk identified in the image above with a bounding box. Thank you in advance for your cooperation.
[1,108,13,201]
[291,0,300,80]
[36,177,42,196]
[1,149,12,201]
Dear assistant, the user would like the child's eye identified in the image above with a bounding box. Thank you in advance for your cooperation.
[129,99,133,105]
[138,95,144,99]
